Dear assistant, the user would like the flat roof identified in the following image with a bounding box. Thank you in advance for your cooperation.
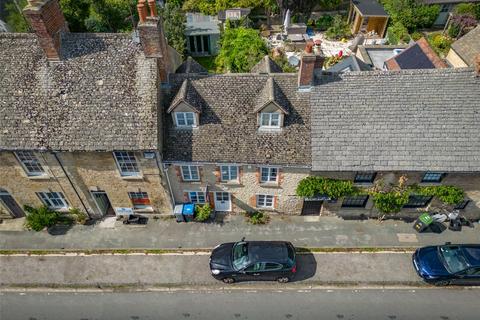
[352,0,389,16]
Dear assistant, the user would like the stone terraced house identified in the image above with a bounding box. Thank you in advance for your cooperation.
[0,0,479,220]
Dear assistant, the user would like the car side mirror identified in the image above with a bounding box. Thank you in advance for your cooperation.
[241,237,245,242]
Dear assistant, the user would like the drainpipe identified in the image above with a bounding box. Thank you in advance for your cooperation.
[153,151,175,211]
[52,152,90,216]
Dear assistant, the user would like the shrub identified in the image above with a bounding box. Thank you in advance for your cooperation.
[372,191,410,214]
[411,31,423,41]
[296,176,356,199]
[195,204,212,222]
[316,15,334,31]
[246,211,270,225]
[24,205,61,231]
[415,186,464,205]
[447,23,461,38]
[454,3,479,18]
[325,15,351,40]
[387,22,410,44]
[324,54,344,68]
[427,33,454,56]
[69,207,88,225]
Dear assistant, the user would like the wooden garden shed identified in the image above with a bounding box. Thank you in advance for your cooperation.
[347,0,389,38]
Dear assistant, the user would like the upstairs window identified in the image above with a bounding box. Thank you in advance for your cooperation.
[128,191,151,210]
[15,151,45,176]
[37,192,69,209]
[221,165,238,182]
[113,151,140,176]
[260,167,278,183]
[354,172,376,184]
[422,172,445,183]
[181,165,200,181]
[175,112,196,127]
[260,113,280,128]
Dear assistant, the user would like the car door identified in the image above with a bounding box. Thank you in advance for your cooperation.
[243,262,267,281]
[455,267,480,285]
[264,263,285,280]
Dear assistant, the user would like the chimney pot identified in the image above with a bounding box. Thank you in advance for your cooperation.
[475,53,480,77]
[137,0,147,23]
[147,0,158,17]
[305,41,313,54]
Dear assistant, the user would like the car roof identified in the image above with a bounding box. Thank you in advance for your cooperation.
[247,241,289,263]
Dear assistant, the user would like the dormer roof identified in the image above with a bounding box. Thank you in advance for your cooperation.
[253,77,290,114]
[250,55,283,74]
[175,56,208,74]
[167,79,204,113]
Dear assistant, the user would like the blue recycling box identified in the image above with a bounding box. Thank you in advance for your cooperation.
[183,203,195,222]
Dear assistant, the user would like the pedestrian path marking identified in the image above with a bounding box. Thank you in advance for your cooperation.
[396,233,418,243]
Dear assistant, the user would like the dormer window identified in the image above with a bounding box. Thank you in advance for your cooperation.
[260,112,280,128]
[175,112,196,127]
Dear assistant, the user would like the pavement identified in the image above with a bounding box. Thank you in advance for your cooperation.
[0,252,421,288]
[3,289,480,320]
[0,215,478,250]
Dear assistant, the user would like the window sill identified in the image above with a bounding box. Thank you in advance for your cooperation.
[258,127,282,133]
[53,207,70,213]
[26,174,51,180]
[419,182,443,185]
[133,207,154,213]
[120,175,144,181]
[220,181,242,186]
[259,182,280,188]
[182,180,202,184]
[353,182,374,186]
[175,126,198,131]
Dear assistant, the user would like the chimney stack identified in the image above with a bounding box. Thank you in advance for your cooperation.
[475,53,480,77]
[137,0,169,81]
[23,0,69,61]
[298,41,325,89]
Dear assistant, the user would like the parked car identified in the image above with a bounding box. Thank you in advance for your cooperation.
[209,240,297,283]
[413,243,480,286]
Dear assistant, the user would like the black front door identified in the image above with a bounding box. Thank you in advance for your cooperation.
[301,200,322,215]
[0,190,25,218]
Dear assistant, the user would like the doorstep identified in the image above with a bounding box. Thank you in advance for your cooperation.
[0,217,26,231]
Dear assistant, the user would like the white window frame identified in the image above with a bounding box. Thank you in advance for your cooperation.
[220,165,238,182]
[37,192,69,209]
[188,191,206,204]
[128,191,152,210]
[181,165,200,181]
[15,151,45,176]
[257,194,274,209]
[175,112,196,127]
[260,167,278,183]
[113,151,140,177]
[260,112,280,128]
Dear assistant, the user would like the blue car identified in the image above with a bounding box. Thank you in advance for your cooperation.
[413,243,480,286]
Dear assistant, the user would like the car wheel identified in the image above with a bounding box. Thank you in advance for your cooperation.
[277,276,290,283]
[434,280,450,286]
[222,277,235,284]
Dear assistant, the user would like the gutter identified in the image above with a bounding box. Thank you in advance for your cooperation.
[160,161,176,211]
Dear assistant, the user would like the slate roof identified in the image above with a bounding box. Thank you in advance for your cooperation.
[176,56,208,73]
[250,56,284,74]
[253,78,290,114]
[352,0,388,16]
[168,79,206,113]
[163,73,311,166]
[385,38,447,70]
[0,33,159,151]
[451,26,480,67]
[311,68,480,171]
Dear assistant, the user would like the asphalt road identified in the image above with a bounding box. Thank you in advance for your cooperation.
[1,288,480,320]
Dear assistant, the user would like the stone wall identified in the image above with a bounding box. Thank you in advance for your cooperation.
[165,163,310,215]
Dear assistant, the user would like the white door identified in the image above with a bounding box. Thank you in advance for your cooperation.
[214,192,231,212]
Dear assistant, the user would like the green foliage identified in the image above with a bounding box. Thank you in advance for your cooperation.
[454,3,480,19]
[315,15,333,31]
[372,191,409,214]
[387,21,410,45]
[59,0,91,32]
[447,23,460,38]
[195,56,217,72]
[215,26,268,73]
[415,186,464,205]
[381,0,440,32]
[317,0,342,11]
[24,205,61,231]
[325,15,351,40]
[427,32,453,56]
[195,204,212,222]
[181,0,275,15]
[246,211,270,225]
[410,31,423,41]
[160,3,187,55]
[271,55,296,72]
[324,54,344,68]
[296,176,356,200]
[87,0,138,32]
[4,0,29,32]
[69,208,88,225]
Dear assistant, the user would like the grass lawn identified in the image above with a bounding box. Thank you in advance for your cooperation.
[194,56,217,73]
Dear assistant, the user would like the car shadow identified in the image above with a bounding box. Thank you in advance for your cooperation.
[291,252,317,282]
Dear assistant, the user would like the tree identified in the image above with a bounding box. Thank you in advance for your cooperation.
[59,0,92,32]
[325,15,351,40]
[381,0,440,32]
[215,26,268,73]
[4,0,29,32]
[160,3,187,55]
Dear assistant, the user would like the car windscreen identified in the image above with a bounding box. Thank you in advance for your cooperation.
[232,242,249,270]
[439,246,470,274]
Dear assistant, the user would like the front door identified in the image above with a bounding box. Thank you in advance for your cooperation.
[0,189,25,218]
[214,192,231,212]
[91,191,114,216]
[301,200,322,215]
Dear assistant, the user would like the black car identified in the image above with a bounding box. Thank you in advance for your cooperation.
[209,240,297,283]
[413,243,480,286]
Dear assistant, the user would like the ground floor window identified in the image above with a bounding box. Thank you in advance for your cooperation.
[257,194,274,209]
[342,195,369,208]
[37,192,69,209]
[128,191,152,210]
[404,195,432,208]
[188,35,210,54]
[454,200,470,210]
[188,191,206,204]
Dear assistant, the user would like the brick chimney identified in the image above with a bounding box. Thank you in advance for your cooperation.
[475,53,480,77]
[298,41,325,89]
[23,0,68,61]
[137,0,170,81]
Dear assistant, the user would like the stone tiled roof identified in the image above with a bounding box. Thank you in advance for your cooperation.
[168,79,205,113]
[250,56,283,74]
[0,33,159,151]
[253,77,290,114]
[311,68,480,172]
[451,26,480,67]
[175,56,208,73]
[164,73,311,166]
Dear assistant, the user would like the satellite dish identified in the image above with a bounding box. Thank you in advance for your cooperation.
[288,55,300,67]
